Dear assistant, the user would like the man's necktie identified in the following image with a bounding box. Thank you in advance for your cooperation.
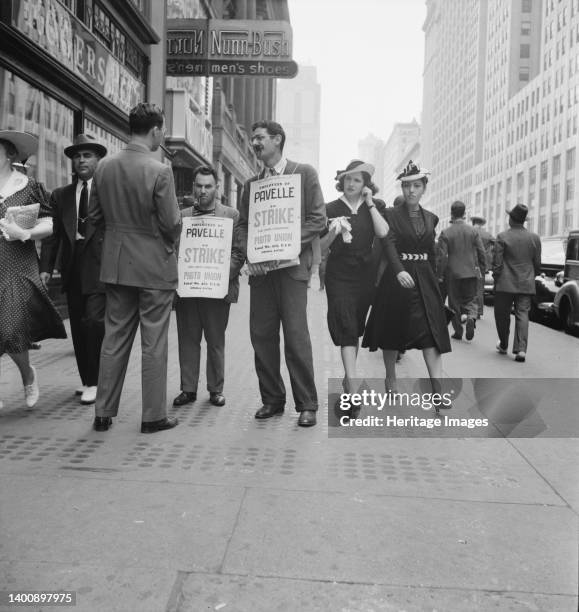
[78,180,88,237]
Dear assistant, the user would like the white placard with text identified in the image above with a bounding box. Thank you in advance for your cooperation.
[177,216,233,298]
[247,174,301,263]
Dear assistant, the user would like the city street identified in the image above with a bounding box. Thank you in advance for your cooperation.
[1,274,578,612]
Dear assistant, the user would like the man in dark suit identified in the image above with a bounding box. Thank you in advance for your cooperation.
[173,166,246,408]
[493,204,541,362]
[88,103,182,433]
[438,201,486,341]
[471,215,495,318]
[40,134,107,405]
[239,121,326,427]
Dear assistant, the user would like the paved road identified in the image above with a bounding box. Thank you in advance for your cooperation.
[1,274,578,611]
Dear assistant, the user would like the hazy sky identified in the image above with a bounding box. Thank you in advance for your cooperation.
[287,0,426,198]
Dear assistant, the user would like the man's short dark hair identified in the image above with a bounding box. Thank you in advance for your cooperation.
[450,200,465,218]
[252,120,286,152]
[193,165,218,183]
[129,103,164,135]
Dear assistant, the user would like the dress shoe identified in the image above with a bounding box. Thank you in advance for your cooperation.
[496,341,508,355]
[173,391,197,406]
[24,366,39,409]
[465,318,476,340]
[93,416,112,431]
[81,386,97,405]
[254,404,284,419]
[451,332,463,340]
[297,410,317,427]
[209,392,226,406]
[141,416,179,434]
[515,351,526,362]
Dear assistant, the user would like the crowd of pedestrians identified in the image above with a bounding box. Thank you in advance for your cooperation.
[0,103,543,425]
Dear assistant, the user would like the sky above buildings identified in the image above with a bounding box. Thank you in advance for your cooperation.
[288,0,426,199]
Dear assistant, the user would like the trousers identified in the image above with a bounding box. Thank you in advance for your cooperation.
[494,292,532,353]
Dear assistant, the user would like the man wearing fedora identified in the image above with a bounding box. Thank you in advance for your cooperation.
[239,120,326,427]
[471,215,495,318]
[40,134,107,405]
[492,204,541,362]
[438,201,486,341]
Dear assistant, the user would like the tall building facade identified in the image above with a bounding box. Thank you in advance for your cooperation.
[0,0,163,190]
[422,0,579,240]
[165,0,289,207]
[276,65,321,170]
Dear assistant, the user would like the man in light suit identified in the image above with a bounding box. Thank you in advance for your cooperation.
[493,204,541,362]
[40,135,107,405]
[438,201,486,341]
[239,121,326,427]
[173,166,246,408]
[88,103,181,433]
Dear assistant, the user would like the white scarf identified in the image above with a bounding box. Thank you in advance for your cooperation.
[0,170,29,201]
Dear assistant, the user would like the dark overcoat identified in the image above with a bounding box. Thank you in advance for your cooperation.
[363,204,451,353]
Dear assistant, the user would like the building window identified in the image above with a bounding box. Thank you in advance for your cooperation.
[566,178,575,201]
[519,67,530,81]
[540,160,548,180]
[552,182,560,203]
[567,147,576,170]
[521,20,531,35]
[540,187,547,205]
[520,44,531,59]
[539,215,546,234]
[522,0,532,12]
[551,212,559,235]
[564,209,574,230]
[529,165,536,185]
[553,154,561,175]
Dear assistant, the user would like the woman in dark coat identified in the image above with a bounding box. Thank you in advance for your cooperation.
[363,161,450,396]
[321,160,389,394]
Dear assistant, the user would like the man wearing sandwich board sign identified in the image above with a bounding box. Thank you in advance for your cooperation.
[173,166,245,408]
[239,120,326,427]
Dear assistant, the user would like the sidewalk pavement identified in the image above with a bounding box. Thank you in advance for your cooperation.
[0,276,578,611]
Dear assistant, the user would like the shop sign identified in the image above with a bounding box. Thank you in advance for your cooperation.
[12,0,145,114]
[166,19,298,78]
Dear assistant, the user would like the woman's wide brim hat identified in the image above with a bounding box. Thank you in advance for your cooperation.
[397,160,430,182]
[0,130,38,163]
[335,159,375,180]
[64,134,107,159]
[470,215,486,224]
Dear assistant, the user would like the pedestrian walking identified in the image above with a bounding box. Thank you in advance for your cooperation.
[362,161,451,401]
[0,130,66,409]
[239,120,326,427]
[438,201,486,341]
[493,204,541,362]
[321,160,388,396]
[173,166,246,408]
[471,215,495,319]
[88,103,182,433]
[40,135,107,406]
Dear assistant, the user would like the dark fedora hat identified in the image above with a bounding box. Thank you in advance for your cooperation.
[507,204,528,224]
[470,215,486,225]
[0,130,38,162]
[64,134,107,159]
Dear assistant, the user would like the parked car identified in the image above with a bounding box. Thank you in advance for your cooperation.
[530,238,566,323]
[553,230,579,334]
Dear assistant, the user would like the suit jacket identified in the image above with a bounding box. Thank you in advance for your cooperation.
[493,225,541,294]
[474,226,495,270]
[180,202,246,303]
[438,219,486,280]
[239,159,326,283]
[88,142,181,290]
[39,182,104,295]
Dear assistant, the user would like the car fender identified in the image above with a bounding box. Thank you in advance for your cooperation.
[554,280,579,320]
